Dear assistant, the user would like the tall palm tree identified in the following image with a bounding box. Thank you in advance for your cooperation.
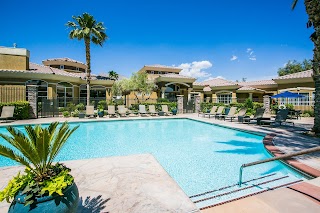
[108,70,119,80]
[66,13,108,106]
[292,0,320,134]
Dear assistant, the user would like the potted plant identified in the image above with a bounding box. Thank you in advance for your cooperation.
[76,103,86,118]
[97,105,104,118]
[0,122,79,212]
[171,107,177,115]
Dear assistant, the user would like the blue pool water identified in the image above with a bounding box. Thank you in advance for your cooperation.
[0,119,303,197]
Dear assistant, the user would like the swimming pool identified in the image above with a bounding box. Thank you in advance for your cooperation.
[0,118,304,205]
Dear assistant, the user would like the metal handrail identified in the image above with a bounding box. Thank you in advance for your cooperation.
[238,146,320,186]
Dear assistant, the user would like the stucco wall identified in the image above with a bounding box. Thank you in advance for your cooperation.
[0,54,29,70]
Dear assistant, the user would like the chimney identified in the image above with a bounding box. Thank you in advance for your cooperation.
[0,47,30,70]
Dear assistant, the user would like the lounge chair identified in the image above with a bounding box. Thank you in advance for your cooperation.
[85,106,96,118]
[148,105,158,116]
[108,105,118,118]
[117,105,128,117]
[242,108,266,124]
[201,106,218,118]
[260,109,294,126]
[236,108,247,122]
[139,105,149,116]
[211,106,225,119]
[0,106,15,122]
[217,107,237,121]
[161,105,173,116]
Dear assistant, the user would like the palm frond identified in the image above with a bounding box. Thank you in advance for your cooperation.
[0,144,30,167]
[291,0,298,10]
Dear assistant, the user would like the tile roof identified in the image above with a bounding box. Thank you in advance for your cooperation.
[194,78,237,87]
[158,73,195,80]
[43,58,86,66]
[29,63,82,78]
[237,86,265,92]
[274,70,313,80]
[239,79,276,86]
[145,64,182,70]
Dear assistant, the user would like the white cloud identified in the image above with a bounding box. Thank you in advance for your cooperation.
[246,48,256,61]
[230,55,238,61]
[178,60,212,79]
[202,76,225,82]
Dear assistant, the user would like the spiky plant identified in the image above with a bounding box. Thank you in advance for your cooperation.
[0,122,78,180]
[292,0,320,134]
[66,13,108,106]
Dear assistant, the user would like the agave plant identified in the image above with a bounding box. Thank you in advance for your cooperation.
[0,122,78,180]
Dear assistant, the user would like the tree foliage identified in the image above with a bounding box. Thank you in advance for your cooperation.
[111,72,157,102]
[108,70,119,80]
[277,59,312,76]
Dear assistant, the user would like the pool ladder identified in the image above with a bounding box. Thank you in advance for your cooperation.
[238,146,320,186]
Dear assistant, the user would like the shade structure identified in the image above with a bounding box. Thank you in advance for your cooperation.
[271,91,304,98]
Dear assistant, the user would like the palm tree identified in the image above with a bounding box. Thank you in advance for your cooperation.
[0,122,78,180]
[108,70,119,80]
[292,0,320,134]
[66,13,108,106]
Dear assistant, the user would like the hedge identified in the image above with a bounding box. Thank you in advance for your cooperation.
[0,101,31,119]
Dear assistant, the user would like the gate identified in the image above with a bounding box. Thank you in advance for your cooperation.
[38,99,59,118]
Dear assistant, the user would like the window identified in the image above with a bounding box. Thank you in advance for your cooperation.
[165,72,168,74]
[25,80,48,100]
[150,71,154,74]
[57,82,73,107]
[217,93,232,104]
[158,71,162,74]
[59,65,64,69]
[76,67,79,71]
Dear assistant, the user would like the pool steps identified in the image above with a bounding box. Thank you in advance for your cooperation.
[189,173,303,210]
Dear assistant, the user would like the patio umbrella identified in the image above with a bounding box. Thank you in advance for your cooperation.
[271,91,304,98]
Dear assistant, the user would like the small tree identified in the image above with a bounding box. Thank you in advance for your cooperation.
[119,72,156,103]
[278,59,312,76]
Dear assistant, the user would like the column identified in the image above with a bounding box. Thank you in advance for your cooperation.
[177,95,184,114]
[195,95,201,113]
[161,87,166,98]
[188,88,193,100]
[249,93,253,100]
[27,85,38,119]
[263,95,270,114]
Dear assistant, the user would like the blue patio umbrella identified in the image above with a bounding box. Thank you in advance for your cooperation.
[271,91,304,98]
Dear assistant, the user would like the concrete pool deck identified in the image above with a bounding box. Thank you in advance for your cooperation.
[0,114,319,212]
[0,154,199,213]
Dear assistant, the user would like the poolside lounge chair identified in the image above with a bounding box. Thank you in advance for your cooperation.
[148,105,158,116]
[211,106,225,119]
[85,106,96,118]
[260,109,294,126]
[0,106,15,122]
[217,107,237,121]
[161,105,173,116]
[236,108,247,122]
[201,106,218,118]
[242,108,266,124]
[117,105,128,117]
[108,105,118,118]
[139,105,149,116]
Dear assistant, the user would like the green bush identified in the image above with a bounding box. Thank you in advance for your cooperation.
[75,103,85,111]
[303,110,314,117]
[285,104,294,110]
[63,111,70,117]
[244,98,254,109]
[0,101,30,119]
[157,98,169,103]
[253,102,264,110]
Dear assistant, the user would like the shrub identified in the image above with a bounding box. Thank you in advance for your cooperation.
[303,110,314,117]
[244,98,254,109]
[63,111,70,117]
[75,103,85,111]
[253,102,264,110]
[0,101,30,119]
[157,98,169,103]
[285,104,294,110]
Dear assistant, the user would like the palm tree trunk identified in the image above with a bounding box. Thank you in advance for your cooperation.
[304,0,320,134]
[85,38,91,106]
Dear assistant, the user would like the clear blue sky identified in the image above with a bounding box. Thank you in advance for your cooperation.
[1,0,313,82]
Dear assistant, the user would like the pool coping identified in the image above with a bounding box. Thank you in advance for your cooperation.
[263,133,320,178]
